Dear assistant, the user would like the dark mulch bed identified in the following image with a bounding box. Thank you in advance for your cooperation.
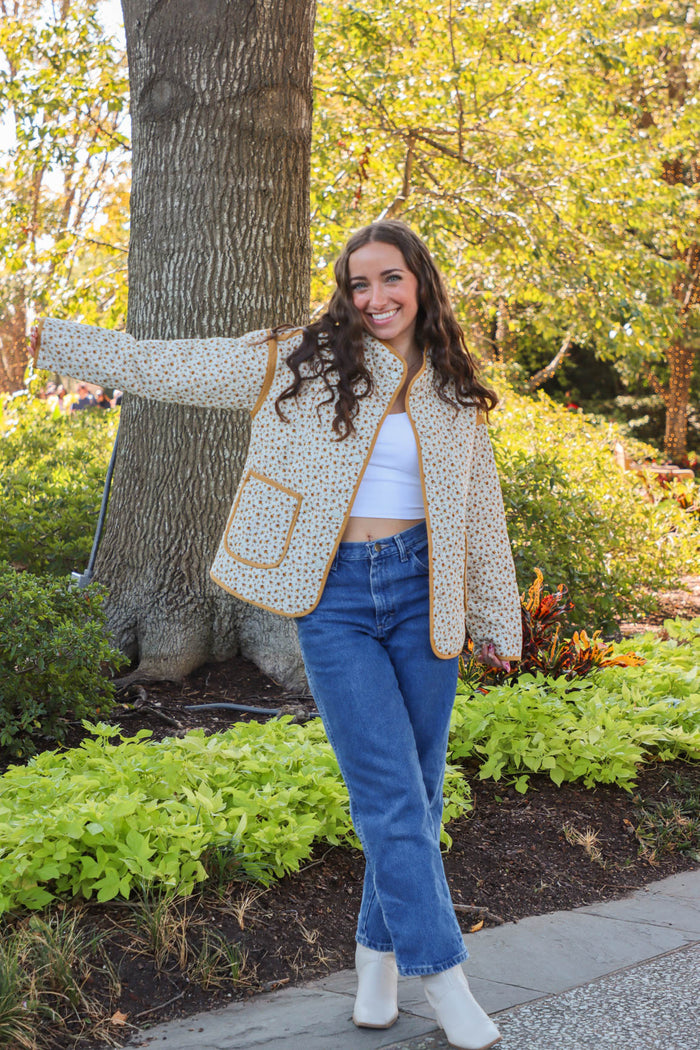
[44,744,696,1050]
[2,579,698,1049]
[68,756,697,1050]
[619,573,700,636]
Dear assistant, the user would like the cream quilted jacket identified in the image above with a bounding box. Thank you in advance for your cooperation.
[36,318,523,660]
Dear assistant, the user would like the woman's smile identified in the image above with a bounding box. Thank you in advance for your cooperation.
[369,306,400,322]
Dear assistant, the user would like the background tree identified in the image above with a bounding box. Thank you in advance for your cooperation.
[0,0,129,392]
[312,0,699,456]
[93,0,315,685]
[647,147,700,461]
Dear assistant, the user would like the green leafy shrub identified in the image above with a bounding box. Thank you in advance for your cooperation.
[450,617,700,793]
[0,565,124,759]
[0,719,472,914]
[490,386,700,630]
[0,394,117,576]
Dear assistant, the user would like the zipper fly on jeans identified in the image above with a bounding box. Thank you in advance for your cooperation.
[369,549,396,638]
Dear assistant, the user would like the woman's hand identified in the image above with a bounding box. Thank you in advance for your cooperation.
[479,641,511,674]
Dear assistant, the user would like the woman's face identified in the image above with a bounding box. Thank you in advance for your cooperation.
[348,241,420,358]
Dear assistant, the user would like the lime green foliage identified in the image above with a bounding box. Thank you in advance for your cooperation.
[491,388,700,629]
[0,624,697,915]
[0,717,472,915]
[449,618,700,794]
[0,565,124,759]
[0,396,117,576]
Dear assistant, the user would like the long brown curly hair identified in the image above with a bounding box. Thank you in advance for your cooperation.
[275,220,497,439]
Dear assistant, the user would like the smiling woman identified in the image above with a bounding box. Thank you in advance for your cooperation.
[343,242,423,541]
[31,218,520,1050]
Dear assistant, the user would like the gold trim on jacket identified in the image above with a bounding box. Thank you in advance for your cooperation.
[36,319,523,661]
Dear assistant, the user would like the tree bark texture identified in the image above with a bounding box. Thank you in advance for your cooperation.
[98,0,315,686]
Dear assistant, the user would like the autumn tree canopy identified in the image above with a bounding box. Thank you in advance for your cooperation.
[2,0,697,684]
[0,0,129,392]
[6,1,698,456]
[312,0,699,456]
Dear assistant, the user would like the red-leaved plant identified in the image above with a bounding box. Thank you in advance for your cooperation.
[460,569,644,689]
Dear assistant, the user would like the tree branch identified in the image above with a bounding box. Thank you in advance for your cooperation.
[526,331,573,391]
[80,236,129,254]
[380,132,415,220]
[447,0,465,159]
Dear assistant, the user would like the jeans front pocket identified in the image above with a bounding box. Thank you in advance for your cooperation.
[409,545,430,576]
[224,470,301,568]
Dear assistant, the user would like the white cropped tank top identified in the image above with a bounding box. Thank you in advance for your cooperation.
[350,413,425,519]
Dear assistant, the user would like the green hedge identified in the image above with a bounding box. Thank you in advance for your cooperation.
[0,564,125,759]
[0,395,117,576]
[491,387,699,629]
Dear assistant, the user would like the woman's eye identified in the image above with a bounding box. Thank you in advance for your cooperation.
[351,283,367,292]
[386,274,401,282]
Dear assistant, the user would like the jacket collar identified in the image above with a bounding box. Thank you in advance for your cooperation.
[362,332,429,376]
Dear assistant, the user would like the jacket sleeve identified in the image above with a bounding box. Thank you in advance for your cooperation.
[465,417,523,660]
[34,318,278,414]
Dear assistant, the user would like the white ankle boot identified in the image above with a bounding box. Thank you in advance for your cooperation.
[352,943,399,1029]
[422,964,501,1049]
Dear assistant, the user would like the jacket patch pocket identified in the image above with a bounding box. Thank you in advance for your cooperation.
[224,470,301,569]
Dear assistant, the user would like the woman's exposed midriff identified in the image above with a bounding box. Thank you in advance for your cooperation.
[341,516,426,543]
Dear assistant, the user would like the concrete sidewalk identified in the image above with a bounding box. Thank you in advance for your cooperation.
[126,870,700,1050]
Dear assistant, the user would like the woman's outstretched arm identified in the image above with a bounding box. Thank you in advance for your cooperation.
[31,318,278,414]
[465,415,523,665]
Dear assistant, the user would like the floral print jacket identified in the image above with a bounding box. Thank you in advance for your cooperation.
[36,319,523,660]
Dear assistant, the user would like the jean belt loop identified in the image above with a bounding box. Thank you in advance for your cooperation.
[394,530,408,562]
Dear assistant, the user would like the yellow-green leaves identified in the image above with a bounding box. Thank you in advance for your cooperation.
[0,717,470,915]
[0,395,118,576]
[0,0,129,391]
[450,617,700,792]
[0,622,697,913]
[490,381,700,629]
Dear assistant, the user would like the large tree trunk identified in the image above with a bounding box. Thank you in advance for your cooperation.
[98,0,315,687]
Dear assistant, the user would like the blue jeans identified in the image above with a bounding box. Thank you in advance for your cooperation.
[295,521,468,976]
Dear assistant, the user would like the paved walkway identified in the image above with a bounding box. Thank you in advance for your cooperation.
[126,870,700,1050]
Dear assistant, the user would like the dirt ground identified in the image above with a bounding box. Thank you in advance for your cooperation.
[3,578,699,1049]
